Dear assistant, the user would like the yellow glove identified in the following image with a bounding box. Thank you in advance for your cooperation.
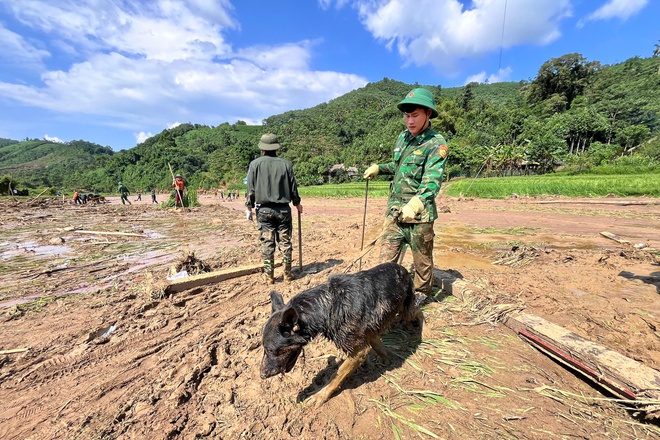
[364,164,379,179]
[400,196,425,222]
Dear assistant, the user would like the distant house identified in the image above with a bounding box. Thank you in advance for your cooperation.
[323,164,358,183]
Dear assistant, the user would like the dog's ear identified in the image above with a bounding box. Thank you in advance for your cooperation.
[270,290,285,314]
[280,307,299,335]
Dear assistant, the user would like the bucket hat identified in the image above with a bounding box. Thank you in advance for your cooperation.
[258,133,281,151]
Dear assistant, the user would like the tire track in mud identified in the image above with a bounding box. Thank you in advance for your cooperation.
[0,274,272,440]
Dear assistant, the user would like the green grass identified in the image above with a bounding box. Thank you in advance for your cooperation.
[299,180,391,198]
[442,173,660,199]
[297,173,660,199]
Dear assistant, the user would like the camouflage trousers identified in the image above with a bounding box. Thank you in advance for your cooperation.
[379,220,435,295]
[256,205,293,274]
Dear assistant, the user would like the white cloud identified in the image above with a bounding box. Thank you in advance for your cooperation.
[4,0,235,62]
[318,0,350,10]
[44,134,64,143]
[355,0,572,74]
[583,0,648,23]
[0,0,367,141]
[0,25,49,69]
[464,67,513,85]
[135,131,154,144]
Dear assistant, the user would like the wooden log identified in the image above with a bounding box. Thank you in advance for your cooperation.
[534,200,660,206]
[505,312,660,415]
[164,262,281,294]
[73,230,145,237]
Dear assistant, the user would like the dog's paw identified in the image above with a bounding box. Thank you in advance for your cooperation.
[306,390,331,408]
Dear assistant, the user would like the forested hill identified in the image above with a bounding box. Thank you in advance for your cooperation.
[2,54,659,193]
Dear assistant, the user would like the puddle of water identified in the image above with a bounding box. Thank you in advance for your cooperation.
[0,240,72,260]
[435,251,496,270]
[143,229,167,239]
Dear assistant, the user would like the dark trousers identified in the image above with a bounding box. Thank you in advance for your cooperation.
[256,205,293,273]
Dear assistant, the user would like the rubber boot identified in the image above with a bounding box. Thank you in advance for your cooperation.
[262,267,274,285]
[284,262,295,283]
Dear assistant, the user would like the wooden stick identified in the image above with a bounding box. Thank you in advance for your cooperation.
[359,179,368,271]
[27,187,51,204]
[298,210,303,272]
[73,230,145,237]
[0,348,29,355]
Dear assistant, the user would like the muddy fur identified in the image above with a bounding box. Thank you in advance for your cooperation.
[260,262,422,405]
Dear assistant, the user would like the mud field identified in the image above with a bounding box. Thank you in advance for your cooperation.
[0,193,659,439]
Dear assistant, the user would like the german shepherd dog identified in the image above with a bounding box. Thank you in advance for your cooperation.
[260,262,424,406]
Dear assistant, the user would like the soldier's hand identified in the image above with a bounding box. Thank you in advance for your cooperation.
[364,164,379,180]
[400,196,424,222]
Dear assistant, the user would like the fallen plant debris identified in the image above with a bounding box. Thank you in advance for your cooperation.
[492,245,542,266]
[0,194,658,439]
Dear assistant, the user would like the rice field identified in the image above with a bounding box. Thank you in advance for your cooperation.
[443,173,660,199]
[299,180,391,198]
[297,173,660,199]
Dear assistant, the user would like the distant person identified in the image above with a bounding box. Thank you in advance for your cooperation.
[151,188,158,204]
[364,87,449,304]
[136,190,142,201]
[246,133,302,284]
[172,174,185,207]
[118,181,131,205]
[73,191,81,204]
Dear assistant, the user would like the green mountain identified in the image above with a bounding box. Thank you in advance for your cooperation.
[0,139,113,190]
[2,54,659,194]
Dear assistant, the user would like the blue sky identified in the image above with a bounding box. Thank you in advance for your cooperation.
[0,0,656,150]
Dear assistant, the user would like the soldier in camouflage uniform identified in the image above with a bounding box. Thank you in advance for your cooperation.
[246,133,303,285]
[364,88,449,301]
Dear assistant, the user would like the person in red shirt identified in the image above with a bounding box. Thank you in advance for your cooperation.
[172,174,185,207]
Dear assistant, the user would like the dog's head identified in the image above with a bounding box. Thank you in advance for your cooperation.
[260,290,307,379]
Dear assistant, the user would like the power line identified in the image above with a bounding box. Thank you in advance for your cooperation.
[498,0,508,73]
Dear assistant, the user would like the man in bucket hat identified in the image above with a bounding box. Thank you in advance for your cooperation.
[364,87,449,303]
[246,133,303,285]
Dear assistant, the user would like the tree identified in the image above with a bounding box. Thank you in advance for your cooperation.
[527,53,600,110]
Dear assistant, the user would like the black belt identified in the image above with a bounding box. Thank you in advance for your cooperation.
[258,202,290,208]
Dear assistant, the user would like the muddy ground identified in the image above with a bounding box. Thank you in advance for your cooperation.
[0,192,659,439]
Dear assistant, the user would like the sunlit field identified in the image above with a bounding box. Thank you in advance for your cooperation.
[298,173,660,199]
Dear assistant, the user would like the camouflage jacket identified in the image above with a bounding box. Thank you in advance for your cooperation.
[378,126,448,223]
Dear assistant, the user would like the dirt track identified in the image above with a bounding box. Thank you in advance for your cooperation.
[1,193,659,439]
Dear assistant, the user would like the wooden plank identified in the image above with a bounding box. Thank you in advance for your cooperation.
[600,231,631,245]
[505,313,660,405]
[164,262,281,294]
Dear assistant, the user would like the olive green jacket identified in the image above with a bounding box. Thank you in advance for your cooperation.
[378,126,448,223]
[246,154,301,209]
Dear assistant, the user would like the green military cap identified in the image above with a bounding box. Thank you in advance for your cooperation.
[398,88,438,119]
